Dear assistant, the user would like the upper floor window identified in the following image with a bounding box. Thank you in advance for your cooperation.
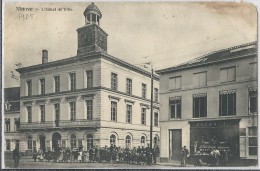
[54,76,60,93]
[249,88,257,114]
[193,72,207,87]
[86,100,93,120]
[86,70,93,88]
[40,105,45,123]
[111,73,118,91]
[126,104,132,123]
[249,62,257,79]
[169,76,181,90]
[220,66,236,83]
[142,83,147,99]
[70,102,76,121]
[39,78,45,95]
[154,112,159,127]
[193,93,207,118]
[141,108,146,125]
[27,106,32,123]
[27,80,32,96]
[14,118,20,131]
[169,96,181,119]
[154,88,159,102]
[219,90,236,116]
[69,73,76,91]
[126,78,132,95]
[111,101,117,121]
[5,118,10,132]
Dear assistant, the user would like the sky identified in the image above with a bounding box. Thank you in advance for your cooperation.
[3,1,257,88]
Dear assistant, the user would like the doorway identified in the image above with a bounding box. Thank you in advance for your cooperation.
[52,132,61,152]
[169,129,182,160]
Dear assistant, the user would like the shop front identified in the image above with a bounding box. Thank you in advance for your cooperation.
[189,119,240,166]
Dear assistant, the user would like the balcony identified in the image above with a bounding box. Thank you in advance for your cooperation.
[20,119,100,130]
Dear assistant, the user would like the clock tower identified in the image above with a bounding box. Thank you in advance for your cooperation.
[77,3,108,55]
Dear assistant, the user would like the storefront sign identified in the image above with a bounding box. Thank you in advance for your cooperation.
[189,119,240,128]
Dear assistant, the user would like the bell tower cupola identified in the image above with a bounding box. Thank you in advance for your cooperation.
[77,2,108,55]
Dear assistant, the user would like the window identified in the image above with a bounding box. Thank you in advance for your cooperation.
[40,105,45,123]
[125,135,131,148]
[249,88,257,114]
[126,104,132,123]
[169,76,181,90]
[142,84,147,99]
[27,136,32,150]
[54,76,60,93]
[219,90,236,116]
[154,88,159,102]
[27,80,32,96]
[193,93,207,118]
[70,134,77,149]
[27,106,32,123]
[14,118,20,131]
[154,112,159,127]
[193,72,207,87]
[70,102,76,121]
[249,62,257,79]
[126,78,132,95]
[111,101,117,121]
[141,108,146,125]
[6,140,10,151]
[86,100,93,120]
[110,134,116,146]
[169,96,181,119]
[15,140,20,150]
[220,67,236,83]
[86,134,93,150]
[86,70,93,88]
[54,104,60,127]
[69,73,76,91]
[249,127,258,155]
[141,136,146,147]
[5,118,10,132]
[39,78,45,95]
[111,73,118,91]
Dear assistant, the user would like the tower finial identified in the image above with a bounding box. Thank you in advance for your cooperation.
[84,2,102,26]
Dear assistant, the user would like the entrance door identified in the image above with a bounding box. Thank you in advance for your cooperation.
[39,135,46,151]
[169,129,182,160]
[52,132,61,152]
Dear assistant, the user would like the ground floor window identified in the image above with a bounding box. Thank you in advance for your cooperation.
[110,134,116,146]
[70,134,77,149]
[15,140,20,149]
[125,135,131,148]
[248,127,257,156]
[141,136,146,147]
[27,136,32,150]
[87,134,94,150]
[6,140,10,150]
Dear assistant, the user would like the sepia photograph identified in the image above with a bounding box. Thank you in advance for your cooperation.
[2,1,258,169]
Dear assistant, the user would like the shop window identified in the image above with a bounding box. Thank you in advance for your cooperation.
[111,73,118,91]
[39,78,45,95]
[193,94,207,118]
[220,66,236,83]
[110,134,116,146]
[5,118,10,132]
[193,71,207,87]
[27,80,32,96]
[27,136,32,150]
[87,134,93,150]
[86,70,93,88]
[54,76,60,93]
[70,134,77,149]
[249,62,257,79]
[111,101,117,121]
[70,102,76,121]
[27,106,32,123]
[154,112,159,127]
[141,136,146,147]
[142,83,147,99]
[169,96,181,119]
[125,135,131,148]
[169,76,181,90]
[6,140,10,151]
[40,105,45,123]
[126,104,132,123]
[141,108,146,125]
[219,90,236,116]
[126,78,132,95]
[154,88,159,102]
[249,88,257,114]
[69,72,76,91]
[86,100,93,120]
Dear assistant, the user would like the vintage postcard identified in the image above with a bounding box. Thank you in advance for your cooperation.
[2,1,258,169]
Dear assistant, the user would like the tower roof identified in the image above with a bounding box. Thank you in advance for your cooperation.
[84,2,102,18]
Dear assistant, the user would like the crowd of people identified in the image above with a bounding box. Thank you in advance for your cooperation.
[32,144,160,165]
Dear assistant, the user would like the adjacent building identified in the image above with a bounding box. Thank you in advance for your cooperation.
[156,42,257,162]
[4,87,21,152]
[15,3,160,154]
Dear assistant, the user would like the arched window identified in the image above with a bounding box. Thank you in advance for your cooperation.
[110,134,116,146]
[141,136,146,147]
[27,136,32,150]
[70,134,77,149]
[87,134,93,150]
[154,136,159,147]
[125,135,131,148]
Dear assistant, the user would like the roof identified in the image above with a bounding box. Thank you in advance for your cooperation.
[156,41,257,74]
[84,2,102,17]
[4,87,20,113]
[15,51,159,80]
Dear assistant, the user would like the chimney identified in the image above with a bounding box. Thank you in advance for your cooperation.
[42,50,48,64]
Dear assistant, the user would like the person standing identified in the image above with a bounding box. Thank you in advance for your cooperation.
[181,146,189,167]
[13,145,20,168]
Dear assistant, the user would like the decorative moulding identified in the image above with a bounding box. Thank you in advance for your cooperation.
[65,95,79,102]
[23,101,33,106]
[81,94,95,100]
[35,99,47,105]
[49,98,62,103]
[108,95,121,101]
[124,99,135,104]
[140,103,150,109]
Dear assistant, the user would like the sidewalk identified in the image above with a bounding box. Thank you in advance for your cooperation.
[157,161,193,167]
